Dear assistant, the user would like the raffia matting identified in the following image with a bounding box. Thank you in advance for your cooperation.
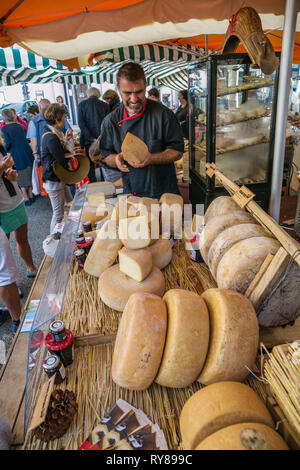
[23,343,203,450]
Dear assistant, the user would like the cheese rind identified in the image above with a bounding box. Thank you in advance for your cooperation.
[155,289,210,388]
[112,292,167,390]
[98,264,165,311]
[118,247,153,282]
[148,239,172,269]
[160,193,184,238]
[83,220,122,277]
[199,211,255,264]
[196,423,289,450]
[119,215,151,249]
[216,237,281,293]
[204,196,242,224]
[180,381,274,450]
[121,132,149,164]
[198,289,259,384]
[207,223,273,279]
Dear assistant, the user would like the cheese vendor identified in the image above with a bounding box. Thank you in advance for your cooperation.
[99,62,184,199]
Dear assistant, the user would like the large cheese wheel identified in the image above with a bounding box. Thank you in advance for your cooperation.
[204,196,242,224]
[81,203,113,225]
[155,289,209,388]
[216,237,281,294]
[83,220,122,277]
[98,264,165,311]
[118,247,152,282]
[138,197,160,217]
[112,292,167,390]
[180,382,274,450]
[160,193,183,238]
[196,423,289,450]
[199,211,255,264]
[148,238,172,269]
[111,199,141,223]
[198,289,259,384]
[207,223,273,279]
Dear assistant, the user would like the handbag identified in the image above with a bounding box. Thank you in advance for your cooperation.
[36,164,47,197]
[32,160,40,196]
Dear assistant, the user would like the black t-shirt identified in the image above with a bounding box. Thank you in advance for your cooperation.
[99,99,184,199]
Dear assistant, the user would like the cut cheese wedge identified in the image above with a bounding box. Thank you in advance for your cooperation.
[83,220,122,277]
[148,238,172,269]
[204,196,242,224]
[155,289,209,388]
[118,247,152,282]
[81,203,113,226]
[111,199,141,223]
[180,382,274,450]
[87,193,106,208]
[160,193,184,238]
[216,237,281,294]
[207,223,273,279]
[198,289,259,384]
[98,264,165,312]
[195,422,289,450]
[112,292,167,390]
[199,211,255,264]
[121,132,149,164]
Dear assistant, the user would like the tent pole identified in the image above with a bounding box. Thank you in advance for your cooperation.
[269,0,299,220]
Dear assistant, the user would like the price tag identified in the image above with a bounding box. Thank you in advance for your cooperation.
[232,185,255,208]
[28,374,56,432]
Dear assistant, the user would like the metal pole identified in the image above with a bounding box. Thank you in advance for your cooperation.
[269,0,299,220]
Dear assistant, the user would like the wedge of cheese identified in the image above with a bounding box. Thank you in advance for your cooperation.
[195,423,289,450]
[148,238,172,269]
[87,193,106,209]
[216,237,281,294]
[198,289,259,384]
[155,289,209,388]
[83,220,122,277]
[119,215,151,249]
[98,264,165,312]
[112,292,167,390]
[204,196,242,224]
[160,193,184,238]
[121,132,149,164]
[199,211,255,264]
[119,247,152,282]
[180,382,274,449]
[81,203,113,226]
[207,223,273,279]
[111,198,141,223]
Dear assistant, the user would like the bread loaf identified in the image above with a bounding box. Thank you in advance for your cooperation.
[216,237,281,293]
[98,264,165,311]
[180,382,274,449]
[148,239,172,269]
[118,247,152,282]
[155,289,209,388]
[195,423,289,450]
[112,292,167,390]
[204,196,242,224]
[198,289,259,384]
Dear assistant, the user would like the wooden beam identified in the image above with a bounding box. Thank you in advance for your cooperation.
[245,253,274,298]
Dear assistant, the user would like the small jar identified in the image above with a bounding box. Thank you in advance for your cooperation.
[42,355,66,384]
[50,320,66,342]
[75,236,86,248]
[45,329,74,367]
[84,236,94,254]
[82,221,92,233]
[75,248,86,268]
[77,229,84,238]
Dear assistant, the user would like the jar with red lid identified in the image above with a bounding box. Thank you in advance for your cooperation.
[45,328,74,367]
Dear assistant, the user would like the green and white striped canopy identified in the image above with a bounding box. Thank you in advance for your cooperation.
[0,44,199,90]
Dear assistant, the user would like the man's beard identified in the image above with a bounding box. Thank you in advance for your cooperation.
[125,99,144,115]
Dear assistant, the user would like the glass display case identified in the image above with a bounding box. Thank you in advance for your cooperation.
[188,53,280,211]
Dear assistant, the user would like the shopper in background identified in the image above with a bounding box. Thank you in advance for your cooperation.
[78,87,109,182]
[175,90,189,140]
[0,153,37,282]
[27,98,51,160]
[103,89,121,113]
[148,88,160,102]
[1,108,35,205]
[0,107,28,131]
[41,103,73,235]
[27,104,39,121]
[56,95,70,119]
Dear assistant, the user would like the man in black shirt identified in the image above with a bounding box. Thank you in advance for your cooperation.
[99,62,184,198]
[78,87,109,182]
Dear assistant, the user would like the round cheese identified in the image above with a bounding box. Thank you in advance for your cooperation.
[198,289,259,385]
[148,239,172,269]
[118,246,153,282]
[98,264,165,312]
[216,237,281,294]
[112,292,167,390]
[207,223,273,279]
[83,220,123,277]
[155,289,210,388]
[180,382,274,450]
[195,422,289,450]
[204,196,242,224]
[199,211,255,264]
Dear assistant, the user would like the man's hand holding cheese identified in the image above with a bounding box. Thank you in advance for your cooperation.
[99,62,184,198]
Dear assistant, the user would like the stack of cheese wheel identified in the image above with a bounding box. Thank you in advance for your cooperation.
[200,196,281,294]
[98,195,174,312]
[180,382,289,450]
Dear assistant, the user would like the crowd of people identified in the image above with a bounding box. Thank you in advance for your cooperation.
[0,62,189,335]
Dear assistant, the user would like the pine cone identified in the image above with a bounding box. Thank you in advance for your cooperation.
[33,389,78,442]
